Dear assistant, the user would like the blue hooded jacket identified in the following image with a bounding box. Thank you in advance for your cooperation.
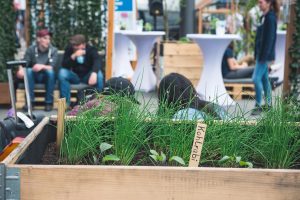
[255,10,277,62]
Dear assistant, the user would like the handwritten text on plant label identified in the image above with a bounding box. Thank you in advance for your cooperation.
[189,122,207,167]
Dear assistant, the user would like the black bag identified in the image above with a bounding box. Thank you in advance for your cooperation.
[0,60,44,151]
[76,87,99,105]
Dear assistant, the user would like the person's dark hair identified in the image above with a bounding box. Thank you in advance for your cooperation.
[158,73,221,119]
[267,0,280,18]
[70,34,86,46]
[228,42,234,50]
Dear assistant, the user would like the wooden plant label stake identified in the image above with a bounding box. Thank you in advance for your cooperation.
[56,98,66,152]
[188,122,207,167]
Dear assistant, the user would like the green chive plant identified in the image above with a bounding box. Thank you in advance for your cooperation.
[250,98,300,169]
[60,93,300,169]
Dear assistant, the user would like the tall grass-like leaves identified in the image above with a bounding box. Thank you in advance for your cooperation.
[61,98,114,164]
[252,98,300,169]
[112,96,150,165]
[60,92,300,169]
[201,117,258,167]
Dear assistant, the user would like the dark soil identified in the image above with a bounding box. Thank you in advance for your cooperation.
[41,142,59,165]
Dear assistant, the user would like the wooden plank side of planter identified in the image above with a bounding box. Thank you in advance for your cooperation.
[163,43,202,56]
[164,55,203,68]
[10,165,300,200]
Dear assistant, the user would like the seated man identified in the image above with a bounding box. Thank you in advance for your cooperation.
[222,43,254,79]
[59,34,104,106]
[20,29,58,111]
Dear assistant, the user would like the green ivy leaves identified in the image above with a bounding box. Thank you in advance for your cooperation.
[0,0,17,82]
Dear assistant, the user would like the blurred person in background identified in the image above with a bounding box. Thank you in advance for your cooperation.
[18,29,58,111]
[59,34,104,107]
[251,0,279,115]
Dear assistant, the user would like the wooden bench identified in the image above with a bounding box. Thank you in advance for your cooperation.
[224,79,255,100]
[16,83,88,109]
[15,50,105,110]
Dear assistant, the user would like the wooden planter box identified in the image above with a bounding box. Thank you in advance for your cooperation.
[0,82,11,104]
[162,42,203,86]
[1,116,300,200]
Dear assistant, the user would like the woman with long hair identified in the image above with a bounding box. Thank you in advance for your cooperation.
[251,0,279,115]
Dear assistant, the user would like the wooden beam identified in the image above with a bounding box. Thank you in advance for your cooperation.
[1,117,50,165]
[198,10,203,33]
[283,2,296,96]
[56,98,66,151]
[202,8,231,14]
[9,165,300,200]
[105,0,115,80]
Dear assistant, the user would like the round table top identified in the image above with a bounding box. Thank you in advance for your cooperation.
[187,34,241,40]
[115,30,165,36]
[277,30,287,35]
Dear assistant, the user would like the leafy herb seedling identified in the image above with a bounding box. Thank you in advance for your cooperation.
[150,150,185,166]
[93,142,120,165]
[218,155,253,168]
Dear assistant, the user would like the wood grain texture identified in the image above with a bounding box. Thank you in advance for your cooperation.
[164,55,203,67]
[11,165,300,200]
[163,43,202,56]
[56,98,66,151]
[105,0,114,80]
[0,83,10,104]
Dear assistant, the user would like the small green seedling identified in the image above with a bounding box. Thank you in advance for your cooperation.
[218,155,253,168]
[150,150,185,166]
[93,142,120,165]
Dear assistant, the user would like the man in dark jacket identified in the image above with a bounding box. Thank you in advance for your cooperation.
[58,34,104,106]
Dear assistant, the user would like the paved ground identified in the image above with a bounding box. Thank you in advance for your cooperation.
[0,86,282,120]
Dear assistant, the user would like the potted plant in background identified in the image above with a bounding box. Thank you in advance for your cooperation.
[0,0,17,105]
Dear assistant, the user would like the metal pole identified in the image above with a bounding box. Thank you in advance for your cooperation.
[181,0,195,36]
[7,69,18,123]
[23,68,33,118]
[154,15,157,31]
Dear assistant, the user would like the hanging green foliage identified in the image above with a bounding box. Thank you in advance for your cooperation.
[0,0,17,82]
[29,0,107,51]
[289,0,300,99]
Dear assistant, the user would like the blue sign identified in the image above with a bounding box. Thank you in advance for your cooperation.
[115,0,133,12]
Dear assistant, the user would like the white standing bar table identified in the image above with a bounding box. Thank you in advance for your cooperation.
[122,31,165,92]
[270,31,287,83]
[187,34,241,106]
[113,31,134,78]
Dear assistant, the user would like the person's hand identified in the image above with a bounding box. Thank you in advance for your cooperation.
[88,72,97,85]
[16,67,24,79]
[242,62,248,68]
[44,65,53,70]
[71,49,85,60]
[32,64,44,72]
